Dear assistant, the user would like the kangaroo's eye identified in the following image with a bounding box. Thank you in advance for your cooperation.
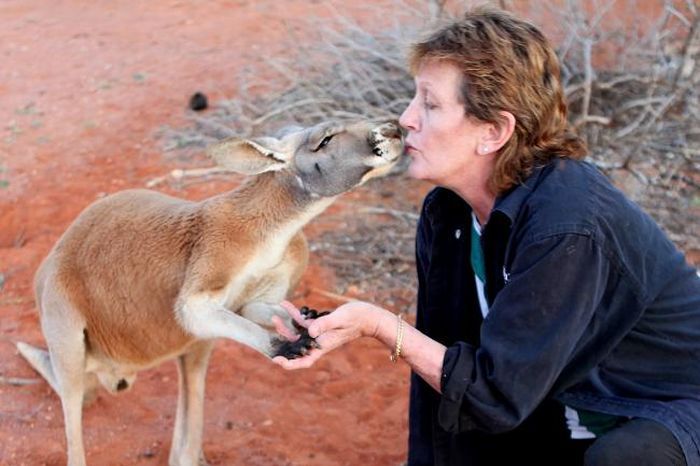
[315,135,334,151]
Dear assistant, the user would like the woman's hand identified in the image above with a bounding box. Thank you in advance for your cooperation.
[274,300,447,392]
[272,300,389,369]
[271,301,309,341]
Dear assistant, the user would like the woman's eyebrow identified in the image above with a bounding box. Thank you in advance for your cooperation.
[417,82,434,96]
[421,87,442,103]
[417,79,433,90]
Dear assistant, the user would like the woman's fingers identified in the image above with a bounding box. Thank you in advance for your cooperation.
[280,300,310,328]
[272,350,322,370]
[308,306,360,339]
[307,315,331,338]
[272,303,369,370]
[271,315,299,341]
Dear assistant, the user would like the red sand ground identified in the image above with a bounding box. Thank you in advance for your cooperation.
[1,1,697,465]
[0,1,419,465]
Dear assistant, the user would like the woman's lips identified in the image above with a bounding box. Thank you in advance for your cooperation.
[404,143,417,154]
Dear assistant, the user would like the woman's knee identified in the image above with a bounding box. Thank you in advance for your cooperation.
[583,418,686,466]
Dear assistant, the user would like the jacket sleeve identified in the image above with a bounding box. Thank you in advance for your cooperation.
[438,232,611,434]
[407,198,436,466]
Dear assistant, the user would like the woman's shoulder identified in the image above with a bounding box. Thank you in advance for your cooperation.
[518,159,620,237]
[536,158,608,193]
[520,158,662,246]
[532,158,614,201]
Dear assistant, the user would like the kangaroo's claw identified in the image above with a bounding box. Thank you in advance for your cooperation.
[272,327,321,359]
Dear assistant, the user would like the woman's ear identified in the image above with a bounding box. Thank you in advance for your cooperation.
[478,111,515,155]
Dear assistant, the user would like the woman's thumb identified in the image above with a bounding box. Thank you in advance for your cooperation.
[308,315,331,338]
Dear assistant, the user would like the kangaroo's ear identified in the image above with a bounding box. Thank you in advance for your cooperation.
[206,137,291,175]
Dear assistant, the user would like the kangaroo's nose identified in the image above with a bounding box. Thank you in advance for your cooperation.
[369,122,401,149]
[377,121,402,139]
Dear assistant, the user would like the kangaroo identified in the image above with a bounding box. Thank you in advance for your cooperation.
[16,119,404,466]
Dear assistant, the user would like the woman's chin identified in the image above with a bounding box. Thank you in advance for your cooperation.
[407,161,427,180]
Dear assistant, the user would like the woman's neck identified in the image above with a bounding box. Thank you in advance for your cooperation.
[456,186,495,226]
[449,161,497,226]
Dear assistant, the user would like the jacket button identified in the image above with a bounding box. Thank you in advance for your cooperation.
[455,229,461,239]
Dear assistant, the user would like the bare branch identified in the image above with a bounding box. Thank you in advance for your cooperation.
[251,98,336,128]
[0,376,40,386]
[308,287,357,303]
[672,11,699,87]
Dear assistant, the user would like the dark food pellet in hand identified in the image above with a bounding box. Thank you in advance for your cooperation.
[300,306,329,319]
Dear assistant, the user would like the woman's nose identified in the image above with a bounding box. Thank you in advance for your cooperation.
[399,98,418,132]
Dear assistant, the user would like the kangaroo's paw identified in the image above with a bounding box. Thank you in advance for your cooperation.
[272,328,320,359]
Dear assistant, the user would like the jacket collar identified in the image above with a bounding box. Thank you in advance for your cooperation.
[492,164,547,223]
[425,164,548,227]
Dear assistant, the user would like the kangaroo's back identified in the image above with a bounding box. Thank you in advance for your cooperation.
[36,189,204,362]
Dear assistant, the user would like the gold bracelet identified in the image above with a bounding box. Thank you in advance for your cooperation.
[390,314,404,363]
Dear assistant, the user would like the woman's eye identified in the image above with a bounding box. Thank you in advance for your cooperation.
[316,135,334,151]
[424,99,437,110]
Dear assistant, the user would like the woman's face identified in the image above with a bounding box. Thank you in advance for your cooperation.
[399,60,490,187]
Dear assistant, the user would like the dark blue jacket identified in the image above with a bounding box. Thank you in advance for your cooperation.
[408,159,700,465]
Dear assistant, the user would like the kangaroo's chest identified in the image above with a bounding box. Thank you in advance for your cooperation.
[223,245,296,311]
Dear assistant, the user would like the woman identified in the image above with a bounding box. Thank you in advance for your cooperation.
[273,7,700,466]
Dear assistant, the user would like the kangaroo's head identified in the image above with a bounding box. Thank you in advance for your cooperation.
[207,119,404,197]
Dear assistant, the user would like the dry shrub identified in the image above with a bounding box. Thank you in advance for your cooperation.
[161,0,699,311]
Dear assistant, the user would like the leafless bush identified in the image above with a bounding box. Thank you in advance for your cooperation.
[161,0,699,307]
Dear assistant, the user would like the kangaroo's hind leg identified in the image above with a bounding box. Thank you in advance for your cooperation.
[169,340,214,466]
[17,341,100,407]
[29,283,90,466]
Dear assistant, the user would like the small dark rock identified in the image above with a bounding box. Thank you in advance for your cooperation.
[138,449,156,459]
[188,92,208,111]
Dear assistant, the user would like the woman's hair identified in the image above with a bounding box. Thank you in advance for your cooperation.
[409,7,587,193]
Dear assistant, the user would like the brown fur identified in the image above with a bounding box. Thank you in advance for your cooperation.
[39,174,308,365]
[18,119,403,466]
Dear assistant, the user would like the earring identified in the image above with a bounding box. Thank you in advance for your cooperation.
[480,145,488,154]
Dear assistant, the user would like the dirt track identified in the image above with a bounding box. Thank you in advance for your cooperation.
[0,1,417,464]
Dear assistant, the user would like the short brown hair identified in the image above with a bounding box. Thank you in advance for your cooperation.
[409,7,587,193]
